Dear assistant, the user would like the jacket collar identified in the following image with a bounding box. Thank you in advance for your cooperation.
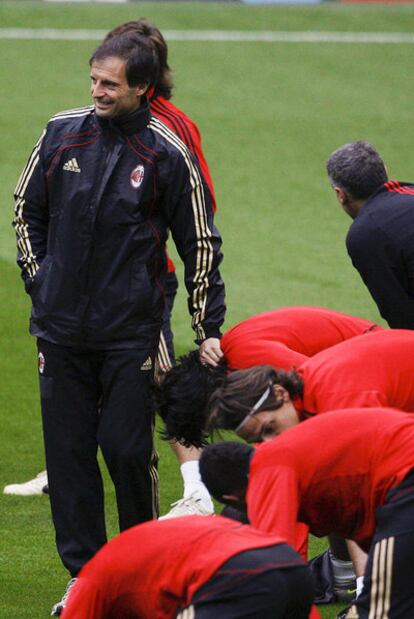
[95,97,151,136]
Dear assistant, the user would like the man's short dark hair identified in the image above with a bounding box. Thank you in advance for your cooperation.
[153,350,227,448]
[326,141,388,200]
[199,441,253,504]
[104,18,173,99]
[90,33,160,89]
[207,365,304,432]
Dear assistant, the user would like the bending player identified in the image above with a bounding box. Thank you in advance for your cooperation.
[158,305,382,448]
[200,408,414,619]
[61,515,317,619]
[207,328,414,442]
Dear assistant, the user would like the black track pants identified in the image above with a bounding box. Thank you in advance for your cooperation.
[37,339,159,576]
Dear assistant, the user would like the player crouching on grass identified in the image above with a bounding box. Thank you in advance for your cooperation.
[207,329,414,446]
[200,408,414,619]
[60,515,318,619]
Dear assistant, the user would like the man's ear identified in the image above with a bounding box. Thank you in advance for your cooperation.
[135,82,149,97]
[334,186,347,206]
[272,384,290,403]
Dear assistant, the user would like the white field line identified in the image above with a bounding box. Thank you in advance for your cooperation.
[1,28,414,44]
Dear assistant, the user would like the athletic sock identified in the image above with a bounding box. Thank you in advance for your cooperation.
[180,461,214,511]
[356,576,364,598]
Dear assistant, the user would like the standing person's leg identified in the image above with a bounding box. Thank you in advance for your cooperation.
[156,270,213,518]
[98,348,159,529]
[353,472,414,619]
[38,339,106,577]
[177,544,314,619]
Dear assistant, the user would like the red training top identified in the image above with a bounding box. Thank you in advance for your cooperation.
[62,515,308,619]
[221,306,381,371]
[149,92,216,273]
[297,329,414,417]
[247,408,414,553]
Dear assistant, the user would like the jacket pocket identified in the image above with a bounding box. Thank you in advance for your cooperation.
[29,256,53,304]
[129,259,153,319]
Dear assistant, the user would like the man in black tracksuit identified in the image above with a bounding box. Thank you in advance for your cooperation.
[327,140,414,329]
[13,34,225,615]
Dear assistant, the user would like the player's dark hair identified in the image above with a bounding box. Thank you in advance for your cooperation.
[153,350,227,448]
[104,18,173,99]
[199,441,253,504]
[207,365,303,432]
[326,141,388,200]
[90,33,160,89]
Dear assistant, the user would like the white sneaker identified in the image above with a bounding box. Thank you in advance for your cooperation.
[4,470,48,496]
[159,492,214,520]
[51,578,77,616]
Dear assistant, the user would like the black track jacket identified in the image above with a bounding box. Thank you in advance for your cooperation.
[346,180,414,329]
[13,101,225,350]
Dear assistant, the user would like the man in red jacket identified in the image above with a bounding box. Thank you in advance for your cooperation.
[200,408,414,619]
[207,329,414,442]
[61,515,317,619]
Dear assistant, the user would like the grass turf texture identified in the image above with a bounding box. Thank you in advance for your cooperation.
[1,2,413,617]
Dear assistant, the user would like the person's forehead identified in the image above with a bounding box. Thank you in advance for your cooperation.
[91,56,128,82]
[238,414,266,442]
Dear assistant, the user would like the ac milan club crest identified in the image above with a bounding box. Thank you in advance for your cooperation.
[130,164,145,189]
[38,352,45,374]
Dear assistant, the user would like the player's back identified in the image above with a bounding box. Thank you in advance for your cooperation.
[64,516,286,619]
[250,408,414,550]
[222,306,381,371]
[300,329,414,413]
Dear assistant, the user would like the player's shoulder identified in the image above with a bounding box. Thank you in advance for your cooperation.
[41,105,95,145]
[48,105,94,124]
[147,114,193,161]
[45,105,95,134]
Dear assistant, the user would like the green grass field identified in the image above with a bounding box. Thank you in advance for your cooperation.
[1,2,413,617]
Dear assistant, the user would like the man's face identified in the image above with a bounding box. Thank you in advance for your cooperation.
[236,399,300,443]
[90,56,146,119]
[237,410,283,443]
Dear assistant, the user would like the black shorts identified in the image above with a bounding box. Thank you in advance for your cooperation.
[177,543,314,619]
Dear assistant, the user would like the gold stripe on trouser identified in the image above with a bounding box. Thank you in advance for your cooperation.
[156,331,173,374]
[149,412,160,519]
[368,537,395,619]
[176,606,195,619]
